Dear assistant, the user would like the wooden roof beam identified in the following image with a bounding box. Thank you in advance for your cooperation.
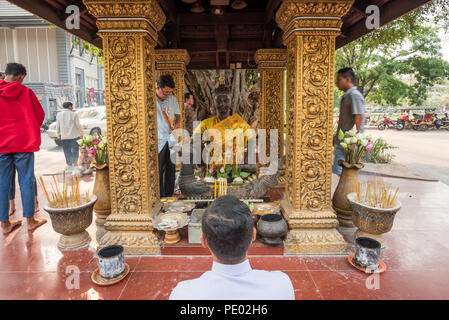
[179,12,266,26]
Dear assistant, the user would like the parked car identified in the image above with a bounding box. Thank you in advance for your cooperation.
[47,106,107,146]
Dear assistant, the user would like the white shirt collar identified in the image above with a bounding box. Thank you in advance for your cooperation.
[211,259,252,276]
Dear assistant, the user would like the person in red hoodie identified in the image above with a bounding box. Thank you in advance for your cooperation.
[0,63,47,235]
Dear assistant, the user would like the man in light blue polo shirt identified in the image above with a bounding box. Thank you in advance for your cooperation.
[333,68,366,175]
[156,75,181,197]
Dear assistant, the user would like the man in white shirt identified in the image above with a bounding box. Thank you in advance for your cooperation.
[156,75,181,197]
[169,195,295,300]
[56,101,83,172]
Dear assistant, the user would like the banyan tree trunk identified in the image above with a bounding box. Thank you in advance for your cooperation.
[184,69,260,128]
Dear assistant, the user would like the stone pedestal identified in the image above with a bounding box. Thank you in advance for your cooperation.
[275,0,355,254]
[84,0,166,255]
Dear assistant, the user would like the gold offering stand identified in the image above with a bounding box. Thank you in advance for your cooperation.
[152,211,190,244]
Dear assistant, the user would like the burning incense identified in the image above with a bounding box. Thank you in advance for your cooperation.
[38,175,90,209]
[355,176,400,209]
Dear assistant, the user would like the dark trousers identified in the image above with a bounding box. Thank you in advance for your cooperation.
[62,138,80,166]
[158,142,175,198]
[0,153,36,222]
[9,164,38,200]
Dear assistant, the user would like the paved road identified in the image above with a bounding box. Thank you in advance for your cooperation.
[366,128,449,185]
[34,129,449,186]
[35,133,67,175]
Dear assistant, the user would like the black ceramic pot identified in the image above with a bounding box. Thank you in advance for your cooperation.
[256,214,288,246]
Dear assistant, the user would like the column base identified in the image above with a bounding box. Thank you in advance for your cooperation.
[98,230,161,255]
[98,202,162,255]
[281,200,347,255]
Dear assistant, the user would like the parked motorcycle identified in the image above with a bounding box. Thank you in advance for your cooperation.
[377,116,404,130]
[434,114,449,130]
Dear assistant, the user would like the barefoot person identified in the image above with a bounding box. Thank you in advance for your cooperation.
[9,164,39,216]
[0,63,47,234]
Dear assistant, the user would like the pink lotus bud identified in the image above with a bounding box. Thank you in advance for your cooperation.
[88,147,97,156]
[365,143,374,151]
[92,139,100,145]
[220,166,225,173]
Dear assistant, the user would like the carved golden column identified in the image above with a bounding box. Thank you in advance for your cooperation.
[276,0,353,254]
[254,49,286,159]
[84,0,166,255]
[155,49,190,129]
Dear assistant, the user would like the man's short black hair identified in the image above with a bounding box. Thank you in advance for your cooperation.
[338,67,357,85]
[202,195,253,263]
[5,63,27,76]
[62,101,73,109]
[184,92,193,101]
[157,74,175,89]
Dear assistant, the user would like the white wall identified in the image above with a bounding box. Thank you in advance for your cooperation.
[0,27,58,82]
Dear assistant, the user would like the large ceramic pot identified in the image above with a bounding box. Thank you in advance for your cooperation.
[347,192,401,248]
[256,214,288,246]
[332,161,364,227]
[44,196,97,250]
[93,165,111,241]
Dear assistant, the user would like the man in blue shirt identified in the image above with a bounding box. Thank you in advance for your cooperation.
[156,75,181,197]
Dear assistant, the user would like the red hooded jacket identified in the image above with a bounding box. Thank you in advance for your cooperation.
[0,80,45,153]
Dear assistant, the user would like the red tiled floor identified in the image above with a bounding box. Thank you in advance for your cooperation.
[1,174,449,299]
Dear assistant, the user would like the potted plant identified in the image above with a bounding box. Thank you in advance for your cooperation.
[39,175,97,250]
[77,134,110,240]
[347,176,401,248]
[332,126,374,227]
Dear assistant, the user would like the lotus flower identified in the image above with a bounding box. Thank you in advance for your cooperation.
[77,139,83,146]
[92,139,100,145]
[209,166,215,174]
[350,137,358,144]
[365,142,374,151]
[347,125,357,137]
[340,142,348,149]
[361,139,368,147]
[344,138,351,145]
[338,129,345,141]
[220,166,225,173]
[88,147,97,156]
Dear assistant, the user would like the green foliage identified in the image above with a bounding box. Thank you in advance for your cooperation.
[71,36,104,67]
[364,138,397,164]
[335,3,449,107]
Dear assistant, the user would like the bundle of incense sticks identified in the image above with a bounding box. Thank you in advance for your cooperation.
[355,176,399,208]
[217,178,228,197]
[38,173,90,209]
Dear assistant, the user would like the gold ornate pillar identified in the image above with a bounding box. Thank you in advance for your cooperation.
[276,0,353,254]
[84,0,166,255]
[155,49,190,129]
[254,49,286,159]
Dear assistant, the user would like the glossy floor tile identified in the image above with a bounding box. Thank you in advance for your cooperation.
[1,175,449,299]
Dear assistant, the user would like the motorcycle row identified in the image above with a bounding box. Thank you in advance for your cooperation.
[377,113,449,131]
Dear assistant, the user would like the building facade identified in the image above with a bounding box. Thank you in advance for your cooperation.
[0,0,104,120]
